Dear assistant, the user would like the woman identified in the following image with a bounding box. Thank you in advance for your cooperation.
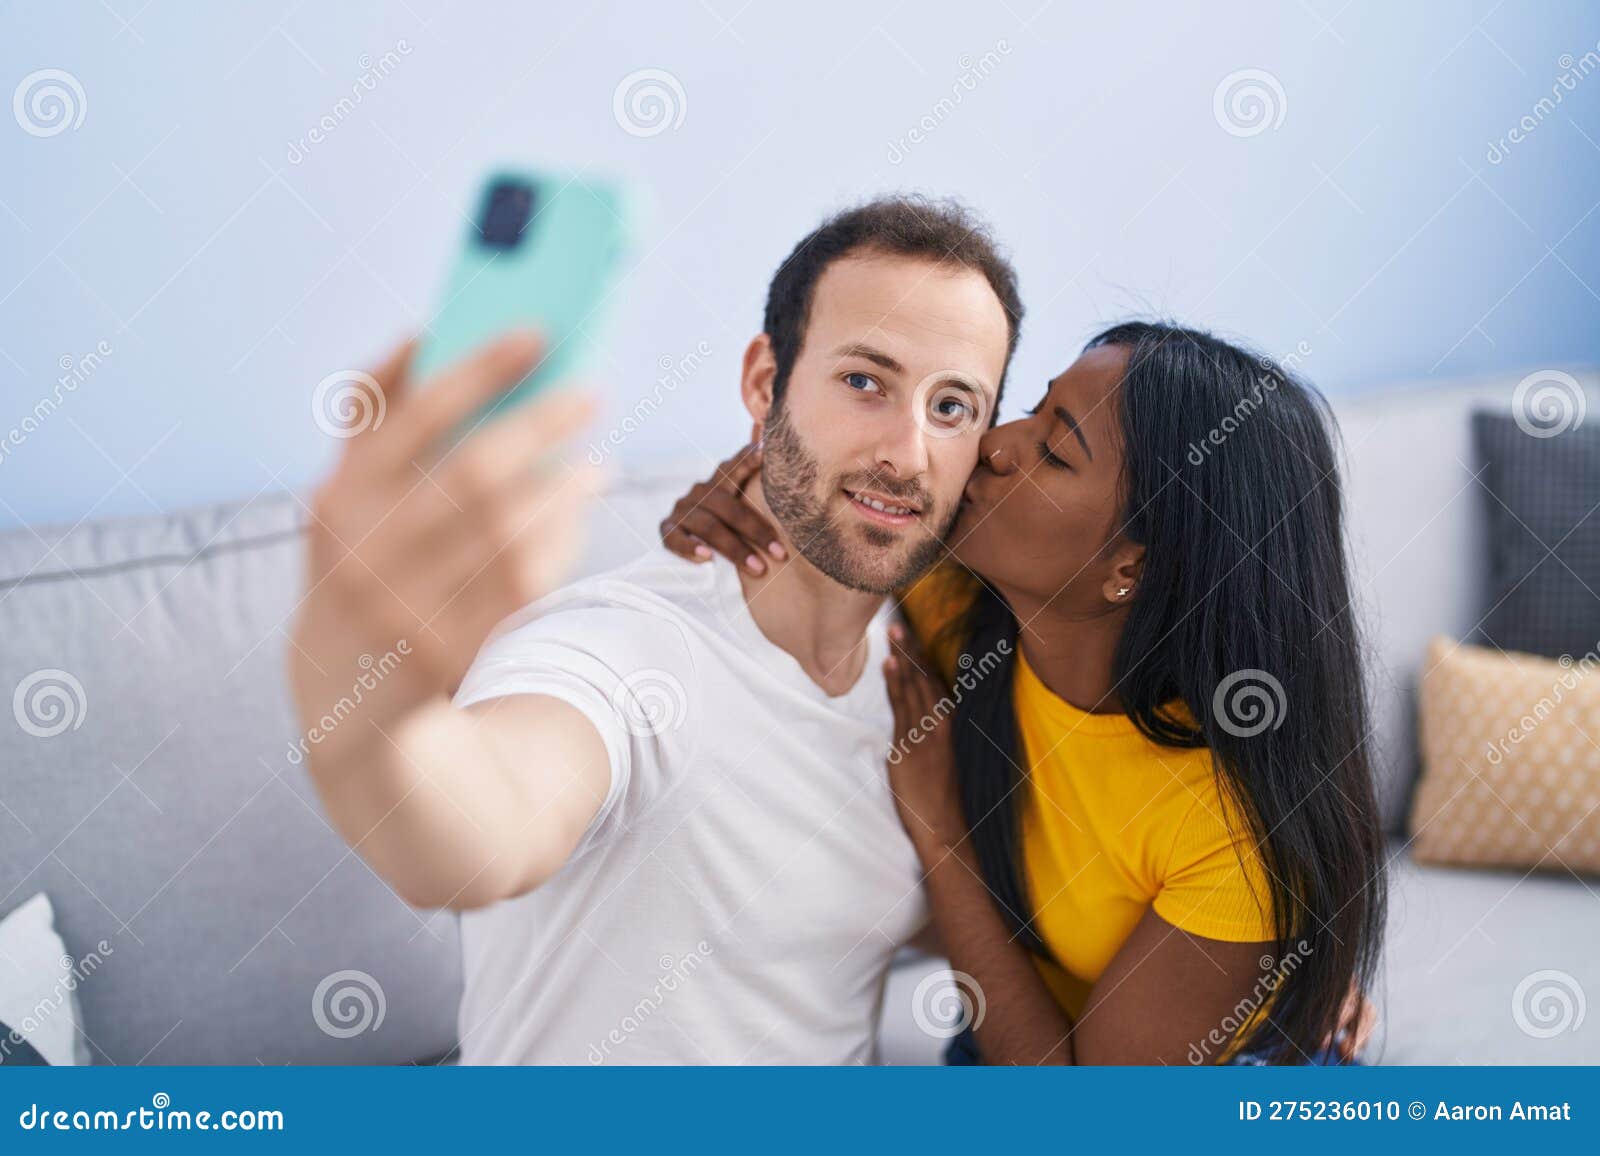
[661,321,1385,1064]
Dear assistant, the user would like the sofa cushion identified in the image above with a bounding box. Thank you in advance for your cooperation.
[1412,637,1600,872]
[0,893,91,1065]
[1473,407,1600,661]
[1379,840,1598,1064]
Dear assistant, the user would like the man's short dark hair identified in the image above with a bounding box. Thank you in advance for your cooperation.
[761,196,1024,411]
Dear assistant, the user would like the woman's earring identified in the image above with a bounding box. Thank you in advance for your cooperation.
[1117,586,1131,598]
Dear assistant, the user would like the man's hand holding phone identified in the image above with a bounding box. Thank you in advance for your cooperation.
[287,333,610,910]
[292,332,597,731]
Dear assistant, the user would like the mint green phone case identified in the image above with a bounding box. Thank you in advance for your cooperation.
[413,170,634,430]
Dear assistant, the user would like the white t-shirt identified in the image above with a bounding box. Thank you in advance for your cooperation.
[451,547,928,1064]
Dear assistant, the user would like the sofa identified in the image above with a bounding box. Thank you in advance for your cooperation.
[2,367,1596,1065]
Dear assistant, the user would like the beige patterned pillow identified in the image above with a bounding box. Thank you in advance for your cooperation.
[1411,637,1600,873]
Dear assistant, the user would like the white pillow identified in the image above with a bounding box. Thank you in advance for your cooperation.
[0,893,94,1066]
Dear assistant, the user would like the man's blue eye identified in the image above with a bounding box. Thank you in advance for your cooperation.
[844,372,877,392]
[935,397,974,418]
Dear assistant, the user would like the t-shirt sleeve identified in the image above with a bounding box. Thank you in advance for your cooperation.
[1150,785,1276,942]
[451,586,700,859]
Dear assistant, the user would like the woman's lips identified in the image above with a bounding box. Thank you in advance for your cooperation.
[951,480,986,539]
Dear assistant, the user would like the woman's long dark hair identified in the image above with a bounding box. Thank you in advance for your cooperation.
[950,320,1386,1062]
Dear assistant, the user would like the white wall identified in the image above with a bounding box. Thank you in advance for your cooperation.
[2,0,1597,528]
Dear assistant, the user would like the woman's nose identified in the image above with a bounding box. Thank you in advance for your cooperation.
[977,429,1017,475]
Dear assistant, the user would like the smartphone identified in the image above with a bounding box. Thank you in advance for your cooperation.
[413,170,634,431]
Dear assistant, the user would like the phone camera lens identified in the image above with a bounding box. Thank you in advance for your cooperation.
[478,179,538,249]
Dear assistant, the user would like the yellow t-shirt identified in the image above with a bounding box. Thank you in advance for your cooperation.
[901,566,1275,1019]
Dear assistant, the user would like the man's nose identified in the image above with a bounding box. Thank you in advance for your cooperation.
[870,413,931,479]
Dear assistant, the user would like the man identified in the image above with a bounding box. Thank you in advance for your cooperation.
[290,197,1022,1062]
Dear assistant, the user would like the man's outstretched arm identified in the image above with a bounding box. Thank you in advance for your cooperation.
[288,333,608,910]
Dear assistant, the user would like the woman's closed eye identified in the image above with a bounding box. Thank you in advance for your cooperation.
[1037,440,1073,471]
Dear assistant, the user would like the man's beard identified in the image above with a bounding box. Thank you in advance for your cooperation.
[761,402,953,595]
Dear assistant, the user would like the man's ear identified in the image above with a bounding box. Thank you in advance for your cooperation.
[741,334,778,426]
